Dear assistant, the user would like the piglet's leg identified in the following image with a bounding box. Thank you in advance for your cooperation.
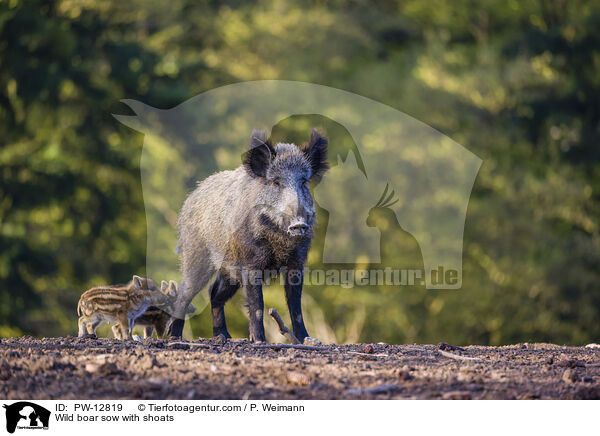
[117,313,131,339]
[111,324,122,339]
[88,319,102,335]
[155,318,169,339]
[78,317,87,337]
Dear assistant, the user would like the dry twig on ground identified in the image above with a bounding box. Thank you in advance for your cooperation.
[252,343,328,351]
[346,351,389,358]
[438,349,480,361]
[268,308,300,344]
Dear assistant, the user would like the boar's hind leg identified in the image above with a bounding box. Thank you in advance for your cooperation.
[209,273,240,340]
[284,269,310,343]
[246,283,266,343]
[170,319,185,339]
[171,266,215,338]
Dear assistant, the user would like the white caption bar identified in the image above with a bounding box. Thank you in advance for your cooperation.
[0,400,594,435]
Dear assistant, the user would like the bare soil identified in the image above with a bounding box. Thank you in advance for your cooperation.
[1,337,599,399]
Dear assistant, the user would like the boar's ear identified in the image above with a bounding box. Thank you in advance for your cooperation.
[160,280,169,293]
[167,280,178,297]
[302,129,329,179]
[243,129,276,178]
[133,275,145,290]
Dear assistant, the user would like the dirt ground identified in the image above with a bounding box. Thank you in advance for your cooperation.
[1,336,599,400]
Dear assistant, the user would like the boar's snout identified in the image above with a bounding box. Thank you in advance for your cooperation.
[287,219,310,237]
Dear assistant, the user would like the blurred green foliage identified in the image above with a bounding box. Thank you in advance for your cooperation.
[1,0,599,344]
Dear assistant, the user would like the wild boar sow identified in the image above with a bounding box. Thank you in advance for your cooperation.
[171,129,329,342]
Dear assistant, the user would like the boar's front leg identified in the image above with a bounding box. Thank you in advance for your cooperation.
[245,282,266,343]
[284,268,309,343]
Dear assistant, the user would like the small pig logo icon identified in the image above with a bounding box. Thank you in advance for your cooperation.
[3,402,50,433]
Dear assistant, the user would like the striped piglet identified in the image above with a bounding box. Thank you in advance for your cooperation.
[77,276,177,339]
[118,283,196,339]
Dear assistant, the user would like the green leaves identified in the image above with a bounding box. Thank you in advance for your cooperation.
[1,0,599,344]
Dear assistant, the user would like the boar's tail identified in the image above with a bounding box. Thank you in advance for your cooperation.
[77,298,82,317]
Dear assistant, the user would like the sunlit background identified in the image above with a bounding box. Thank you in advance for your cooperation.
[1,0,599,345]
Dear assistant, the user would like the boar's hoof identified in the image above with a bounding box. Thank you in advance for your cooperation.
[249,335,267,344]
[212,328,231,340]
[214,334,229,345]
[303,337,322,346]
[249,331,267,343]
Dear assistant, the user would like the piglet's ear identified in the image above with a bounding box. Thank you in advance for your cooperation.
[243,129,276,178]
[133,275,144,290]
[167,280,178,297]
[160,280,169,293]
[301,129,329,179]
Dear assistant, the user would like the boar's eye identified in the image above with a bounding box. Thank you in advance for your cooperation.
[271,178,283,188]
